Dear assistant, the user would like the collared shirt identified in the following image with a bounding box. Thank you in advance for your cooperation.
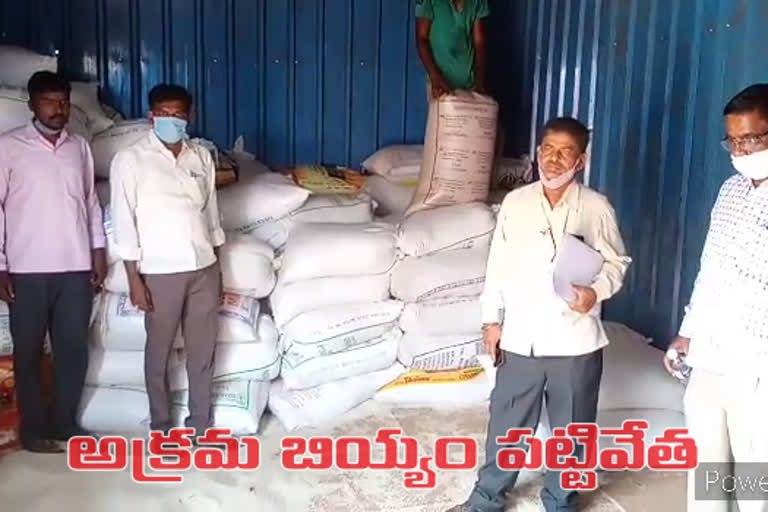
[480,181,631,357]
[679,174,768,377]
[415,0,490,89]
[0,123,105,273]
[109,132,226,275]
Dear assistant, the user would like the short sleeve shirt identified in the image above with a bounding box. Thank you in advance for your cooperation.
[416,0,490,89]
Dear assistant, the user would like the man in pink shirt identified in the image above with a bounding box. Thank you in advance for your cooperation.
[0,71,107,453]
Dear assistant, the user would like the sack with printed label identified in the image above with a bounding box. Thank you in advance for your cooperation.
[399,296,481,336]
[89,292,183,351]
[374,367,492,406]
[270,273,391,327]
[281,301,403,348]
[279,222,397,284]
[391,246,489,303]
[268,363,406,431]
[219,237,276,298]
[172,379,270,435]
[91,119,152,178]
[397,332,484,371]
[407,91,498,215]
[280,327,401,390]
[218,293,261,343]
[397,202,495,257]
[78,385,150,434]
[171,315,280,388]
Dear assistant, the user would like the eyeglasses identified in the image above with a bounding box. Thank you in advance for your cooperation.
[720,130,768,153]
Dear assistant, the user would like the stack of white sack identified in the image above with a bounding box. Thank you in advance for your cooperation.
[79,291,281,435]
[361,145,421,221]
[268,222,405,430]
[378,203,495,407]
[0,46,115,140]
[91,119,152,179]
[103,230,277,302]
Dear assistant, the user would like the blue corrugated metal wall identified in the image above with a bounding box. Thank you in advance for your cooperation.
[4,0,766,345]
[519,0,768,345]
[0,0,527,169]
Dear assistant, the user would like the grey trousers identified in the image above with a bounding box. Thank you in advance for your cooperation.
[143,263,220,433]
[469,349,603,512]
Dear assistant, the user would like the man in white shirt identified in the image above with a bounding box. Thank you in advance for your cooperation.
[665,84,768,512]
[110,84,225,437]
[448,118,630,512]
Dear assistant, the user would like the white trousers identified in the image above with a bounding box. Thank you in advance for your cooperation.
[684,368,768,512]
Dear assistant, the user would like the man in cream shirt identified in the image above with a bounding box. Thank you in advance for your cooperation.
[110,84,225,438]
[448,117,631,512]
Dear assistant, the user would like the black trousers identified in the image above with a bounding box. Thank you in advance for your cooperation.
[9,272,93,445]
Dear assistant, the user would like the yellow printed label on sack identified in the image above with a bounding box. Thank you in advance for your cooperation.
[379,367,485,391]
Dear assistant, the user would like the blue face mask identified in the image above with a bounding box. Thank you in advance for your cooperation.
[153,116,188,144]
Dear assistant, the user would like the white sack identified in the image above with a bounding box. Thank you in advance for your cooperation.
[398,202,495,257]
[218,293,261,343]
[218,171,310,232]
[172,379,270,435]
[268,363,406,431]
[0,301,11,358]
[85,347,185,388]
[0,46,57,88]
[399,295,481,336]
[89,292,183,351]
[236,216,293,253]
[270,273,391,327]
[363,174,416,217]
[70,82,115,134]
[374,367,492,406]
[408,91,498,214]
[172,315,280,388]
[280,327,401,390]
[78,385,150,434]
[91,119,152,178]
[279,222,397,284]
[391,246,489,302]
[362,145,423,179]
[0,86,32,135]
[599,322,685,412]
[218,237,276,298]
[103,262,129,294]
[397,332,483,371]
[290,193,375,225]
[281,301,403,348]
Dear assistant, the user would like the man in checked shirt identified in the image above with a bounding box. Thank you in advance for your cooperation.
[665,84,768,512]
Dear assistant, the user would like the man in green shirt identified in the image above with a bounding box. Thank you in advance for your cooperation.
[416,0,490,99]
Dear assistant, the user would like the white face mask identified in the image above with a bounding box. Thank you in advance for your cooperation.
[540,165,578,190]
[731,148,768,181]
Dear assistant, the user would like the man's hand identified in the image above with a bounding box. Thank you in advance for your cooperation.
[663,336,691,376]
[483,323,502,364]
[0,271,14,303]
[430,75,452,99]
[128,276,153,313]
[91,248,107,292]
[568,286,597,314]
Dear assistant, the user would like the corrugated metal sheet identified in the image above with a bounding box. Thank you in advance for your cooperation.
[0,0,526,169]
[519,0,768,345]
